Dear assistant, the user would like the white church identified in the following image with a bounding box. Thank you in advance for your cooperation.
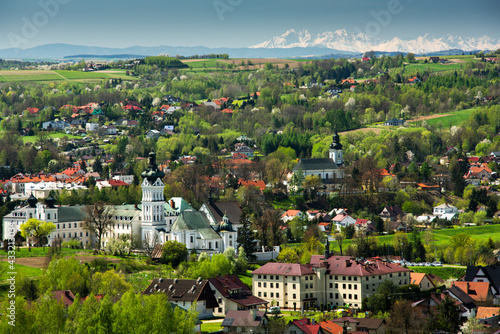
[2,152,237,254]
[291,131,344,182]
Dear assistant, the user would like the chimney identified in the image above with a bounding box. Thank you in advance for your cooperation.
[311,318,315,325]
[170,199,175,209]
[345,259,351,267]
[252,308,257,321]
[467,282,470,294]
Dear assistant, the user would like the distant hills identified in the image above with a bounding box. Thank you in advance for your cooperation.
[0,30,498,60]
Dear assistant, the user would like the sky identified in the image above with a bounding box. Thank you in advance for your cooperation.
[0,0,499,50]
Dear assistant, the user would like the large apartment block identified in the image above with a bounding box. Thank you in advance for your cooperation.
[252,255,411,310]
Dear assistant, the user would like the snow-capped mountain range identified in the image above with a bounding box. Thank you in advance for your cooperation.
[251,29,500,54]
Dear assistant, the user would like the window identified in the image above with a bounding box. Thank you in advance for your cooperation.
[263,283,267,288]
[63,224,65,228]
[366,277,369,281]
[348,284,351,290]
[330,293,333,298]
[270,293,274,298]
[354,277,357,281]
[343,284,346,289]
[305,276,308,281]
[305,293,308,298]
[190,236,194,243]
[258,292,261,297]
[47,213,50,219]
[366,284,369,289]
[343,276,346,281]
[80,232,83,237]
[343,294,346,299]
[270,275,273,279]
[276,293,279,298]
[293,294,296,299]
[293,277,296,281]
[215,242,218,248]
[293,284,296,289]
[390,274,393,278]
[310,284,313,289]
[354,284,357,290]
[218,307,222,313]
[348,276,352,281]
[258,275,261,279]
[209,242,212,249]
[335,276,338,280]
[399,273,401,277]
[355,294,358,300]
[258,282,261,287]
[379,276,382,280]
[270,283,273,288]
[335,283,338,289]
[263,275,267,279]
[329,275,333,280]
[86,232,88,236]
[349,294,352,299]
[335,293,338,299]
[329,283,333,288]
[264,292,267,297]
[276,283,279,288]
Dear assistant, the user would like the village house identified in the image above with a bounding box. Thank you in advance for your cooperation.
[143,277,218,319]
[410,272,436,290]
[221,310,268,334]
[208,274,268,316]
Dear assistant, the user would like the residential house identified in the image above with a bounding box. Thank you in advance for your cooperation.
[380,206,404,221]
[51,290,76,307]
[143,278,218,319]
[332,213,356,231]
[384,119,405,126]
[476,307,500,326]
[285,318,322,334]
[102,125,117,135]
[446,285,477,318]
[42,120,70,130]
[408,76,421,83]
[86,123,99,132]
[281,210,304,223]
[463,266,500,304]
[146,129,161,140]
[451,281,493,303]
[208,274,268,316]
[221,310,268,334]
[354,219,375,234]
[322,317,386,334]
[410,273,436,290]
[433,203,458,217]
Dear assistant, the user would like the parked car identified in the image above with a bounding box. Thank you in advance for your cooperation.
[269,306,280,314]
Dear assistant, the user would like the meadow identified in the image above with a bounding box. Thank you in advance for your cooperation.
[21,132,82,144]
[0,69,134,83]
[404,62,464,73]
[424,108,476,127]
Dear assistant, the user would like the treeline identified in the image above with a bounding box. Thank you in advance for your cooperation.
[142,56,188,68]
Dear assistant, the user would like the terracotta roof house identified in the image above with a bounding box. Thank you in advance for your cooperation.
[452,281,494,303]
[238,179,266,193]
[285,318,323,334]
[410,273,436,290]
[476,307,500,326]
[207,274,268,316]
[222,309,268,333]
[332,213,356,231]
[281,209,304,223]
[464,266,500,302]
[143,278,218,319]
[319,320,344,334]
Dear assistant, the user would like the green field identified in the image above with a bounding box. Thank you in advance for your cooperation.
[425,108,476,127]
[330,224,500,253]
[21,132,83,144]
[0,263,44,280]
[404,62,464,73]
[0,69,135,83]
[181,59,225,69]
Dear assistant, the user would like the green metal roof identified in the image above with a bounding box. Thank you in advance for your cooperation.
[171,210,220,240]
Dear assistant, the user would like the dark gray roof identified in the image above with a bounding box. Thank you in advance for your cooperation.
[205,201,242,225]
[57,206,85,222]
[447,286,476,307]
[292,158,338,172]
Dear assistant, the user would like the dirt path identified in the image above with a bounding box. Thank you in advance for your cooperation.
[407,114,452,122]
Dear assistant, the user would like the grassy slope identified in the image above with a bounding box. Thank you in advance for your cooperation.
[21,132,83,144]
[330,224,500,253]
[0,69,135,83]
[425,108,476,127]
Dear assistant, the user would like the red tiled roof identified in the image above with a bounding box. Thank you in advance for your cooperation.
[208,275,268,307]
[108,179,129,187]
[282,210,301,218]
[238,179,266,192]
[452,281,491,302]
[319,320,344,334]
[221,108,233,114]
[476,306,500,319]
[252,263,315,276]
[27,107,39,114]
[291,319,322,334]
